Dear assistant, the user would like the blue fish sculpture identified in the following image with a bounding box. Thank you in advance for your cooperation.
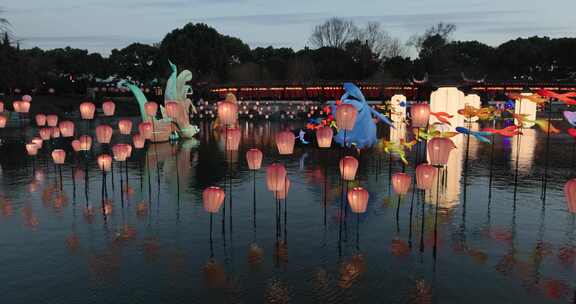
[330,83,394,149]
[456,127,492,144]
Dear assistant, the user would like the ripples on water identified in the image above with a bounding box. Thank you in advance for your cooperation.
[0,119,575,303]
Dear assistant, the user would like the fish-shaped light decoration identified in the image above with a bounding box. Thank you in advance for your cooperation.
[537,89,576,106]
[506,93,548,105]
[430,112,454,125]
[567,128,576,139]
[383,141,410,164]
[534,119,561,134]
[456,127,492,143]
[482,125,522,137]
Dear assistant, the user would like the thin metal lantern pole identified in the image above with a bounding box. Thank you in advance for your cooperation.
[541,101,552,203]
[210,213,214,258]
[433,166,441,260]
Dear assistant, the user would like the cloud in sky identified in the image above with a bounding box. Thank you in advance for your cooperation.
[3,0,575,55]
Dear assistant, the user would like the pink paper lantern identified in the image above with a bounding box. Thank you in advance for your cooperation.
[144,102,158,118]
[0,115,6,128]
[339,156,359,181]
[564,179,576,214]
[217,101,238,126]
[71,140,82,152]
[275,178,291,200]
[95,125,113,144]
[138,122,153,140]
[415,163,436,190]
[427,138,456,167]
[410,104,430,128]
[51,127,60,139]
[22,95,32,102]
[246,148,263,170]
[203,186,225,213]
[79,135,92,151]
[79,102,96,119]
[165,101,179,119]
[266,163,287,192]
[102,100,115,116]
[224,127,241,151]
[348,187,369,214]
[35,114,47,126]
[59,121,75,137]
[275,131,295,155]
[51,149,66,164]
[118,119,133,135]
[392,173,411,195]
[335,104,358,131]
[26,143,38,156]
[97,154,112,172]
[39,128,51,140]
[112,144,129,161]
[316,126,333,148]
[46,114,58,127]
[12,101,22,113]
[19,101,30,113]
[132,134,145,149]
[31,137,43,149]
[0,101,4,112]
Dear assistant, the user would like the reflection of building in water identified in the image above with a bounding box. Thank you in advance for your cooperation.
[425,134,463,208]
[430,87,465,129]
[510,129,536,174]
[463,94,482,122]
[514,93,537,128]
[466,123,482,161]
[389,94,407,123]
[389,121,406,142]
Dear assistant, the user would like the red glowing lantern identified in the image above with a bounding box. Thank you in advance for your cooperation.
[59,121,75,137]
[218,101,238,126]
[266,163,287,191]
[275,178,291,200]
[427,138,456,167]
[79,102,96,119]
[246,148,263,170]
[46,114,58,127]
[225,127,241,151]
[32,137,43,149]
[133,134,145,149]
[392,173,411,195]
[0,115,6,128]
[0,101,4,112]
[335,104,358,131]
[415,163,436,190]
[410,104,430,128]
[71,140,82,152]
[564,179,576,213]
[165,101,179,119]
[276,131,295,155]
[51,127,60,139]
[26,144,38,156]
[95,125,113,144]
[12,101,22,113]
[118,119,133,135]
[339,156,359,181]
[316,126,333,148]
[138,122,153,140]
[79,135,92,151]
[102,100,115,116]
[203,186,225,213]
[19,100,30,113]
[348,187,369,214]
[97,154,112,172]
[39,128,51,140]
[125,144,132,158]
[22,95,32,102]
[112,144,129,161]
[144,102,158,118]
[35,114,47,126]
[51,149,66,164]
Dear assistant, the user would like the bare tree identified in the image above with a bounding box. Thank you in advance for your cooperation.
[309,17,357,49]
[354,22,405,58]
[407,22,456,53]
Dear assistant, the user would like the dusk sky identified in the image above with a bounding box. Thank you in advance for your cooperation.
[4,0,575,56]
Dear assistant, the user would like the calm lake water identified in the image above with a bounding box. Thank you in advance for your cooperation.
[0,119,575,303]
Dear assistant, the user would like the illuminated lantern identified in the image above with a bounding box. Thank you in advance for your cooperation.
[22,95,32,102]
[39,128,51,140]
[95,125,113,144]
[144,102,158,118]
[118,119,132,135]
[415,163,436,190]
[392,173,411,195]
[79,102,96,119]
[59,121,75,137]
[46,114,58,127]
[71,140,82,152]
[564,179,576,213]
[427,138,456,167]
[165,101,179,119]
[275,131,295,155]
[79,135,92,151]
[12,101,22,112]
[124,144,133,158]
[32,137,43,149]
[102,100,115,116]
[246,148,263,170]
[51,127,61,138]
[0,115,6,128]
[347,187,369,214]
[217,101,238,125]
[138,122,153,140]
[410,104,430,128]
[26,144,38,156]
[97,154,112,172]
[316,126,333,148]
[112,144,129,161]
[20,100,30,113]
[335,104,357,131]
[266,163,287,191]
[132,134,145,149]
[35,114,47,126]
[203,186,225,213]
[339,156,359,181]
[275,178,291,200]
[225,127,241,151]
[51,149,66,164]
[0,101,4,112]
